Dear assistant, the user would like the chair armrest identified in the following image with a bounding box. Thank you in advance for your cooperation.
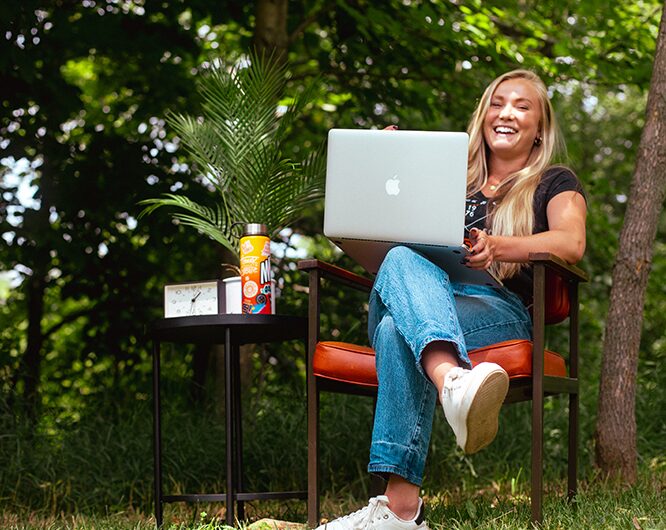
[528,253,588,283]
[298,259,374,292]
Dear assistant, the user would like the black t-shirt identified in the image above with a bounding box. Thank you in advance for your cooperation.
[464,166,585,307]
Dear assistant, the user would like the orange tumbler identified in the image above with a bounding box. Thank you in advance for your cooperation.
[240,223,272,315]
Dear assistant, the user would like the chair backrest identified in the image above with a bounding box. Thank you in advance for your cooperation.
[545,269,570,324]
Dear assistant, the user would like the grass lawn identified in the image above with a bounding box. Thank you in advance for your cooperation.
[2,473,664,530]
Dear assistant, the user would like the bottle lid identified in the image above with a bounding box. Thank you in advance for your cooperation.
[243,223,268,236]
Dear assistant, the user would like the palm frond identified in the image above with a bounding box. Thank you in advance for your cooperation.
[198,53,286,159]
[170,212,237,254]
[276,77,321,138]
[166,115,229,193]
[137,194,237,253]
[261,144,327,230]
[141,51,326,256]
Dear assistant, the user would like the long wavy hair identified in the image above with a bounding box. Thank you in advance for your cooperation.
[466,69,565,279]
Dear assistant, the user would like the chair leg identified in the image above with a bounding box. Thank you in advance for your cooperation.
[568,393,578,501]
[531,263,545,525]
[307,383,320,528]
[531,390,544,524]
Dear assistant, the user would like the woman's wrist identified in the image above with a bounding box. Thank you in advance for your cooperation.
[491,234,523,263]
[489,234,503,262]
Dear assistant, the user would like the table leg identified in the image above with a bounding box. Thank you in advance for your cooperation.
[233,341,245,521]
[234,345,245,520]
[152,341,163,528]
[225,328,235,526]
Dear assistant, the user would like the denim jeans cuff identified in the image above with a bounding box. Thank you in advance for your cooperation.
[414,327,471,370]
[367,463,423,487]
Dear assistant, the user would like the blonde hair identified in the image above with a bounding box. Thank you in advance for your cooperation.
[466,69,565,279]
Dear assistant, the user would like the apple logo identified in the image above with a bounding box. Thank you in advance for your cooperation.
[385,175,400,196]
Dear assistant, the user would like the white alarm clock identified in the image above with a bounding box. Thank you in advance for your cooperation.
[163,280,224,318]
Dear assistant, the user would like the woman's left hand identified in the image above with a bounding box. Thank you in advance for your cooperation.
[466,228,496,270]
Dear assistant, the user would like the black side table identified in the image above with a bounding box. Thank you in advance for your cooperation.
[148,314,308,527]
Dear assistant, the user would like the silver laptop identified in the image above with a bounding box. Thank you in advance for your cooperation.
[323,128,501,287]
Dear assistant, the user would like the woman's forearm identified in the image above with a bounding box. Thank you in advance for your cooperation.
[492,229,585,265]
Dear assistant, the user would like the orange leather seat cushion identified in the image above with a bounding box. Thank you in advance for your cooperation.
[314,342,379,388]
[313,339,566,388]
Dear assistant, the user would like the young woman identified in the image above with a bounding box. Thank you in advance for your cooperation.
[316,70,587,530]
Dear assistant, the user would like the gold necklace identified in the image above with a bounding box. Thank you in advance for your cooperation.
[487,175,505,192]
[488,180,501,192]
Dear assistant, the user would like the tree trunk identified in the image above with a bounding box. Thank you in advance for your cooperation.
[15,145,55,415]
[16,203,51,415]
[252,0,289,61]
[595,2,666,483]
[21,273,46,412]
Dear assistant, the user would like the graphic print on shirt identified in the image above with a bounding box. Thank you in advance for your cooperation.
[465,195,492,235]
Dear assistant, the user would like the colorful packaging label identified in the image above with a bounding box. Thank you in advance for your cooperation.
[240,235,272,314]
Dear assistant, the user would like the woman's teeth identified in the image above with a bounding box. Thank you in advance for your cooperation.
[494,126,517,134]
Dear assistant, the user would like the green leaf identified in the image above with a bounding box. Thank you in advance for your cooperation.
[142,50,325,250]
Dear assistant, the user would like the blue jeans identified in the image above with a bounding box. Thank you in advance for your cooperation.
[367,246,532,485]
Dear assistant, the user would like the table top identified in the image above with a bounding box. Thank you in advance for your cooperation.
[148,314,307,345]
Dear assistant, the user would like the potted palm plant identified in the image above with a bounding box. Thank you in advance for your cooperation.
[139,52,325,314]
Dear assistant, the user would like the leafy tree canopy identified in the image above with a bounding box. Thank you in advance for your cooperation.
[0,0,663,455]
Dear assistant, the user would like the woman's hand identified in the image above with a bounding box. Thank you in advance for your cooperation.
[383,125,399,131]
[466,227,496,270]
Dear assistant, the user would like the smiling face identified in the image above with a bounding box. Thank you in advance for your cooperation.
[483,78,542,165]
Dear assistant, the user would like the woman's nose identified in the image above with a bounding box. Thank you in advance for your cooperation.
[498,104,513,119]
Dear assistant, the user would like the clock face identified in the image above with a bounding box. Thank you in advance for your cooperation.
[164,281,220,318]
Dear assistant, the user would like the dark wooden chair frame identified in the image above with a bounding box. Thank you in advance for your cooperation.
[298,253,588,527]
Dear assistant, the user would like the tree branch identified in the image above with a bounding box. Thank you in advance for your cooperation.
[288,0,336,45]
[43,306,96,339]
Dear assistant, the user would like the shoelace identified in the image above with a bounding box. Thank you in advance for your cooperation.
[443,367,467,394]
[333,496,388,529]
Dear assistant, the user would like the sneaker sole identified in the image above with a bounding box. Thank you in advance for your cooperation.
[463,367,509,454]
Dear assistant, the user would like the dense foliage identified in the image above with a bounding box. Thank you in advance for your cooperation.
[1,0,664,520]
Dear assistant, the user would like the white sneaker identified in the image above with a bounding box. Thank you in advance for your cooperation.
[315,495,429,529]
[441,362,509,454]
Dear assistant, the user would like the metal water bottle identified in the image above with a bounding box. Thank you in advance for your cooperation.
[239,223,272,314]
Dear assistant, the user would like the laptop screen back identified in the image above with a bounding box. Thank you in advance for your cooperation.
[324,128,469,246]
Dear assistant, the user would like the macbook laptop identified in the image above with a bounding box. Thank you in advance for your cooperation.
[323,128,501,287]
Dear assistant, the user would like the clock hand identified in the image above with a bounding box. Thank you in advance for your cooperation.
[191,291,202,303]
